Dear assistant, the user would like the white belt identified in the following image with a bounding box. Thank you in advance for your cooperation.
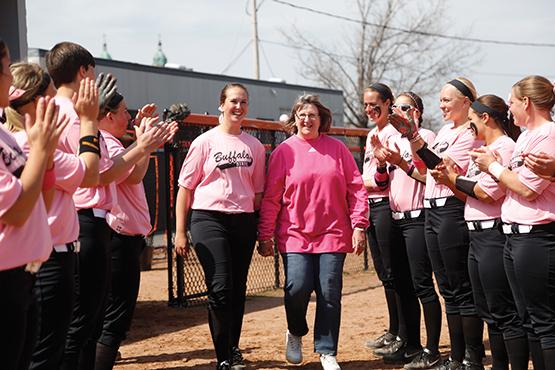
[53,242,80,253]
[392,210,422,220]
[467,219,497,231]
[369,197,388,205]
[502,223,534,234]
[93,208,107,219]
[423,197,449,209]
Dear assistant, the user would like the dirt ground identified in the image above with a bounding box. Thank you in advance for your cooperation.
[114,256,500,370]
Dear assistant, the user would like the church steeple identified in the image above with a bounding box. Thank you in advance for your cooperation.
[153,35,167,67]
[100,34,112,60]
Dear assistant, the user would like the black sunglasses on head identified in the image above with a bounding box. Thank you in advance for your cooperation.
[392,104,414,112]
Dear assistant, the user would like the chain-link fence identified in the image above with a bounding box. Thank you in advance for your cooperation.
[163,114,371,307]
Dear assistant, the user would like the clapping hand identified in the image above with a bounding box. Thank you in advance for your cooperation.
[389,106,418,139]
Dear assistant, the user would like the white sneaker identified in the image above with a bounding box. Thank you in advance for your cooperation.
[320,354,341,370]
[285,330,303,364]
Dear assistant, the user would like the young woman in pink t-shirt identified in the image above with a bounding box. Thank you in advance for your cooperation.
[435,95,529,370]
[370,92,443,368]
[360,83,405,355]
[175,83,265,370]
[471,76,555,369]
[0,39,68,370]
[5,62,102,370]
[257,95,368,370]
[389,78,483,370]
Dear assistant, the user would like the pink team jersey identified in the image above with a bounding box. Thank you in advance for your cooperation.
[464,135,515,221]
[103,130,152,236]
[425,124,479,199]
[0,126,51,270]
[13,132,86,245]
[178,126,266,213]
[502,122,555,225]
[363,123,398,199]
[388,128,436,212]
[258,134,369,254]
[54,96,116,211]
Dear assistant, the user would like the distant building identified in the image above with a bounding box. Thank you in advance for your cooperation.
[28,48,344,124]
[99,35,112,60]
[152,39,167,67]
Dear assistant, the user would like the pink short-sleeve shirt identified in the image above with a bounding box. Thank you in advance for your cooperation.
[178,127,266,213]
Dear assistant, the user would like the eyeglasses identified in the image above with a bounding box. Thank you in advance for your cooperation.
[296,113,319,121]
[392,104,413,112]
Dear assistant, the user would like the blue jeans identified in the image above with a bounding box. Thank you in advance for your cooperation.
[282,252,346,356]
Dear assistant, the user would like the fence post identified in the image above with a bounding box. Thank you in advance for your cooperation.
[165,143,176,306]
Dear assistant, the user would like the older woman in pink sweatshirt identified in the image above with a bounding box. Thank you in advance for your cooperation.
[258,94,369,370]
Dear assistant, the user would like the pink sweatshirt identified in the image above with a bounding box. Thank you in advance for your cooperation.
[258,134,369,254]
[103,131,152,236]
[55,96,116,211]
[363,124,398,199]
[388,128,436,212]
[425,124,480,199]
[14,131,86,245]
[0,126,51,270]
[464,135,515,221]
[178,126,266,213]
[502,122,555,225]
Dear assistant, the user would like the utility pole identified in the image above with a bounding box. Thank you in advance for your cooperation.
[251,0,261,80]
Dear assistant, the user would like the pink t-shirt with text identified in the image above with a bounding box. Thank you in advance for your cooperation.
[464,135,515,221]
[0,126,51,270]
[363,124,398,199]
[55,96,116,211]
[502,122,555,225]
[425,124,479,199]
[389,128,436,212]
[14,131,86,245]
[103,131,152,236]
[178,126,266,213]
[258,134,369,254]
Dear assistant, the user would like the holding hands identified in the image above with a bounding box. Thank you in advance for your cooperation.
[257,239,274,257]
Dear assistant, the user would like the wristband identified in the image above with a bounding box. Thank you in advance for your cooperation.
[455,175,478,199]
[374,170,389,189]
[42,166,56,191]
[79,133,101,156]
[416,142,443,169]
[406,164,416,177]
[488,161,505,180]
[376,164,387,174]
[409,133,422,143]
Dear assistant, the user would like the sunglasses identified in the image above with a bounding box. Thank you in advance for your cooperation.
[392,104,414,112]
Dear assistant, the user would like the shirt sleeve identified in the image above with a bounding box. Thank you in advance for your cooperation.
[103,134,133,184]
[518,135,555,195]
[252,141,266,193]
[477,144,513,201]
[178,137,206,190]
[341,145,370,229]
[444,128,476,173]
[258,148,286,240]
[54,149,86,194]
[0,166,23,218]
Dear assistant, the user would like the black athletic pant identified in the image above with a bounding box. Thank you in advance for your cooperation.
[367,199,405,338]
[62,209,112,370]
[30,249,77,370]
[390,217,423,352]
[190,210,257,364]
[425,197,476,362]
[468,227,525,339]
[0,266,38,370]
[98,234,145,350]
[392,214,441,354]
[504,224,555,370]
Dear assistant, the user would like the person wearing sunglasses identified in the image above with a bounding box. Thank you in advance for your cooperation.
[370,92,443,368]
[388,78,483,370]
